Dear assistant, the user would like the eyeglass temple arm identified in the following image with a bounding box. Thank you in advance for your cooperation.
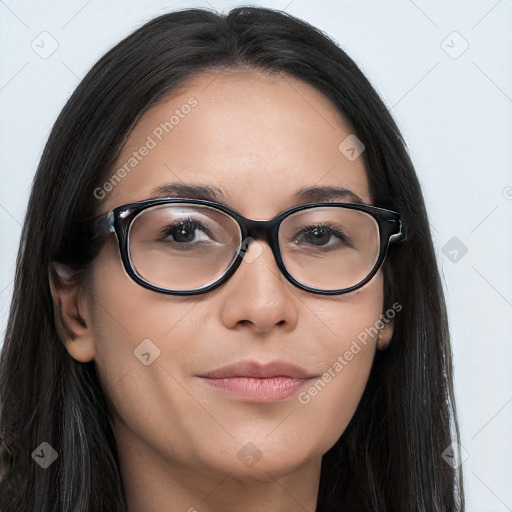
[61,211,115,264]
[389,217,406,243]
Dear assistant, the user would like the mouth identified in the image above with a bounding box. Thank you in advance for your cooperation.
[196,361,317,402]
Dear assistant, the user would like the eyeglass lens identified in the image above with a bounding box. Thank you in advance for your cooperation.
[128,203,380,292]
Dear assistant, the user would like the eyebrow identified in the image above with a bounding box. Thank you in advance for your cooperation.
[149,183,364,205]
[293,185,364,204]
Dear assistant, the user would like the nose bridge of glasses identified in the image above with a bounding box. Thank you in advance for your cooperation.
[243,217,277,241]
[244,216,284,249]
[238,217,282,263]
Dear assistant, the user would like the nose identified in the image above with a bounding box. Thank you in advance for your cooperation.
[217,238,299,335]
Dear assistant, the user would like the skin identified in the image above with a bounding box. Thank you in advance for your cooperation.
[50,69,393,512]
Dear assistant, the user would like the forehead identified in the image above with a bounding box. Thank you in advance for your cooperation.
[100,69,370,216]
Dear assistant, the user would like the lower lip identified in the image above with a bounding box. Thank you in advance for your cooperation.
[199,376,309,402]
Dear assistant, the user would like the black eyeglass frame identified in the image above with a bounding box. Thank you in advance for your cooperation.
[84,198,405,296]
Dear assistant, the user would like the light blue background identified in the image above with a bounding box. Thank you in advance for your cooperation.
[1,1,511,510]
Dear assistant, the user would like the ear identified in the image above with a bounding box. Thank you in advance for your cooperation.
[377,316,394,351]
[48,262,96,362]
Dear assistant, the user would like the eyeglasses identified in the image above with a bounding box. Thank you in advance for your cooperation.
[82,198,405,295]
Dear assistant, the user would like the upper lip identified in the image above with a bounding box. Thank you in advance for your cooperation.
[199,361,315,379]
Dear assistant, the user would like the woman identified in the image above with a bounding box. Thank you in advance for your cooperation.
[0,6,464,511]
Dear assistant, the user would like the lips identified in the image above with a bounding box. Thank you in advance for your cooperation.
[198,361,317,403]
[200,360,315,379]
[197,361,317,402]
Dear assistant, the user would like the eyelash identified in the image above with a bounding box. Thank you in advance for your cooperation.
[292,222,352,250]
[158,218,213,248]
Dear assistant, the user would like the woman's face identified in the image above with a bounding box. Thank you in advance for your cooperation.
[70,70,391,488]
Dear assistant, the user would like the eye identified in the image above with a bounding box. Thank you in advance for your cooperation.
[292,222,353,250]
[158,218,213,245]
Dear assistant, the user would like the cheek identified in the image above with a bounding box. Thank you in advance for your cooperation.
[296,337,375,441]
[295,274,384,443]
[86,243,197,406]
[86,249,211,465]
